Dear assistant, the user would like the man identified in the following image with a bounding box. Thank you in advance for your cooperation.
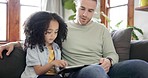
[0,0,148,78]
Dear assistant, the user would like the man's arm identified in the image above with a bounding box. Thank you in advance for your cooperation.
[0,41,22,59]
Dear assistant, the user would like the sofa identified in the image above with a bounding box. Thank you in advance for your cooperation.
[130,40,148,62]
[0,28,148,78]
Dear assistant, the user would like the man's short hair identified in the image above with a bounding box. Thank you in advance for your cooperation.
[74,0,98,5]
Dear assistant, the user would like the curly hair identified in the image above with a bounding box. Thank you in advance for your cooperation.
[24,11,67,52]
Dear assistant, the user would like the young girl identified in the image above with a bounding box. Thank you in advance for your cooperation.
[21,11,68,78]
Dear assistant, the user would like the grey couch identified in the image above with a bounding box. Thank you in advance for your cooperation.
[0,28,148,78]
[130,40,148,62]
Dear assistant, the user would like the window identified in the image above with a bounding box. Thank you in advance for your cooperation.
[0,0,41,43]
[100,0,134,30]
[0,0,7,41]
[20,0,42,40]
[109,0,128,30]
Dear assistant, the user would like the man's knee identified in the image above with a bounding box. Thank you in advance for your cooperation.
[78,65,108,78]
[109,60,148,78]
[123,60,148,68]
[111,59,148,73]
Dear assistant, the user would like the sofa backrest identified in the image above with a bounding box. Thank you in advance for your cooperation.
[0,47,26,78]
[130,40,148,62]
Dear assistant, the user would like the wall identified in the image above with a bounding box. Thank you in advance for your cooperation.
[134,0,148,40]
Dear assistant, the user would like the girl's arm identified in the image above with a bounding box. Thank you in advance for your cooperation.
[33,60,68,75]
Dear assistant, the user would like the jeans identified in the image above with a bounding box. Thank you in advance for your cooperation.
[68,64,109,78]
[68,59,148,78]
[37,75,61,78]
[108,59,148,78]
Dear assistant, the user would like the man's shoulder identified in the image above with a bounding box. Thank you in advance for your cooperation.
[91,19,107,29]
[92,19,105,26]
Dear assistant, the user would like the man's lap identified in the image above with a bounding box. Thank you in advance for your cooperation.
[108,59,148,78]
[68,64,108,78]
[67,59,148,78]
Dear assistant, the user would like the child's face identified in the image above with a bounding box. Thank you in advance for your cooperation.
[44,20,59,45]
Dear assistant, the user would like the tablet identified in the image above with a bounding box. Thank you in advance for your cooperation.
[58,64,89,74]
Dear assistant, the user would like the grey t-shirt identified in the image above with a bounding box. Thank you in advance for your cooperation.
[62,20,119,66]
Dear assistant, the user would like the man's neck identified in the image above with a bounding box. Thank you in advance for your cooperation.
[74,19,92,26]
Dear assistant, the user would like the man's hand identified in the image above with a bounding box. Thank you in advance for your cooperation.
[0,42,16,59]
[99,58,112,73]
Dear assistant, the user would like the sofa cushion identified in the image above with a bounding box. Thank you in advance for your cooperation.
[0,47,26,78]
[111,28,133,61]
[130,40,148,62]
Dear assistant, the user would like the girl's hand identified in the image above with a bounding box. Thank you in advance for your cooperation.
[33,60,68,75]
[51,60,68,68]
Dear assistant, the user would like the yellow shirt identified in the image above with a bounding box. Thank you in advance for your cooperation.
[46,49,56,75]
[48,49,55,63]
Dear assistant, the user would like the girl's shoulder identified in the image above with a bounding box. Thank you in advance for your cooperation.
[26,45,45,52]
[52,42,60,49]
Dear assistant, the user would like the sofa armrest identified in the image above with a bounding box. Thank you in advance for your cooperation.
[0,47,26,78]
[130,40,148,62]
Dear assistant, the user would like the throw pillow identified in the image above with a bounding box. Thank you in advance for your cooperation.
[111,28,133,62]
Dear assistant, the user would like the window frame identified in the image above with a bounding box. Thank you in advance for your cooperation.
[100,0,134,27]
[6,0,20,43]
[0,0,20,44]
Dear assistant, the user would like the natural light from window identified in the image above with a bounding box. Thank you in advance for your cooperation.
[0,1,6,41]
[20,0,42,40]
[109,0,128,30]
[110,0,128,7]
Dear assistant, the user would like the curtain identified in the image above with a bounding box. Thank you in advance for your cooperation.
[41,0,63,17]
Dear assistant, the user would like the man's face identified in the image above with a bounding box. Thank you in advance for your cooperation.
[75,0,97,25]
